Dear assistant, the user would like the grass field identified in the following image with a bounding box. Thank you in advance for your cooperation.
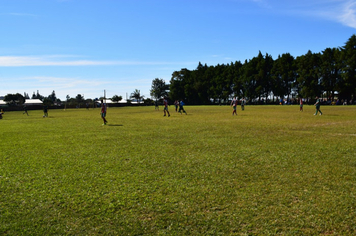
[1,105,356,235]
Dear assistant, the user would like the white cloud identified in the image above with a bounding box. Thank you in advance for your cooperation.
[0,56,175,67]
[281,0,356,29]
[338,1,356,28]
[31,76,107,88]
[1,75,110,99]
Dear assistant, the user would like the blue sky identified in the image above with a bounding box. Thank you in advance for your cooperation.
[1,0,355,100]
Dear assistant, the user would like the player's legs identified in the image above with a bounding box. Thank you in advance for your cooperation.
[101,113,107,124]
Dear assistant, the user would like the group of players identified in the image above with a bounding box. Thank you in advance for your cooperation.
[100,96,323,125]
[161,97,187,118]
[299,96,323,115]
[230,97,246,115]
[100,97,187,124]
[0,96,322,124]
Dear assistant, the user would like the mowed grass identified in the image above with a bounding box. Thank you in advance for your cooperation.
[1,105,356,235]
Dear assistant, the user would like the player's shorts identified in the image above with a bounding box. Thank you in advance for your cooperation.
[101,112,106,118]
[164,107,168,111]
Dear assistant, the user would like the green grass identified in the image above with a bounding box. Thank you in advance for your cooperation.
[1,105,356,235]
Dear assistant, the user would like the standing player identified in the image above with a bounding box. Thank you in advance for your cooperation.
[163,97,170,117]
[178,100,187,115]
[230,97,238,115]
[155,100,159,110]
[43,105,48,117]
[241,98,246,111]
[314,96,322,115]
[23,105,29,116]
[101,99,108,125]
[300,97,303,112]
[174,100,179,112]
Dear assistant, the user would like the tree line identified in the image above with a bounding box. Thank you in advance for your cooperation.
[4,35,356,107]
[155,34,356,105]
[3,89,146,107]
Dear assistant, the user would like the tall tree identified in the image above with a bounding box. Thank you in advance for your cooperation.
[241,57,259,101]
[170,69,190,101]
[340,35,356,100]
[76,94,85,107]
[320,47,342,101]
[111,95,123,103]
[48,90,57,103]
[257,52,274,102]
[271,53,296,100]
[130,89,144,103]
[295,51,322,98]
[231,61,243,98]
[150,78,169,101]
[4,93,26,106]
[32,90,44,100]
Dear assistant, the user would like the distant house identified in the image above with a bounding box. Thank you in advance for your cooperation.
[0,99,43,107]
[0,100,6,107]
[96,99,133,105]
[24,99,43,105]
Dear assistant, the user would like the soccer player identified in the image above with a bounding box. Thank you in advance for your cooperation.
[101,99,108,125]
[300,98,303,112]
[163,97,170,117]
[230,97,237,115]
[43,105,48,117]
[155,100,159,110]
[178,100,187,115]
[314,96,322,115]
[23,105,29,116]
[241,98,246,111]
[174,100,179,112]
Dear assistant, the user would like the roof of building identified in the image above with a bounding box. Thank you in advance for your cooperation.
[0,99,43,106]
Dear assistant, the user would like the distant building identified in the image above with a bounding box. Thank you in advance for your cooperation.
[0,100,6,107]
[24,99,43,105]
[0,98,43,107]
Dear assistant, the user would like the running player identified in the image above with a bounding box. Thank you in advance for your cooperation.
[230,97,238,115]
[101,99,108,124]
[163,97,170,117]
[314,96,322,115]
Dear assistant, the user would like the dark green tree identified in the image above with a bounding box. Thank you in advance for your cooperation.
[170,69,190,101]
[48,90,57,104]
[231,61,243,98]
[295,51,322,98]
[271,53,296,101]
[320,47,342,101]
[130,89,144,103]
[241,58,259,101]
[340,35,356,100]
[4,93,25,106]
[76,94,85,107]
[31,90,44,100]
[193,62,210,104]
[111,95,123,103]
[256,52,274,103]
[150,78,169,101]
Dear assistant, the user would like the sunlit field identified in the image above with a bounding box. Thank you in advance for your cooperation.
[1,105,356,235]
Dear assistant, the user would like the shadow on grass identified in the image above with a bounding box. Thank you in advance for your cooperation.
[107,124,123,127]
